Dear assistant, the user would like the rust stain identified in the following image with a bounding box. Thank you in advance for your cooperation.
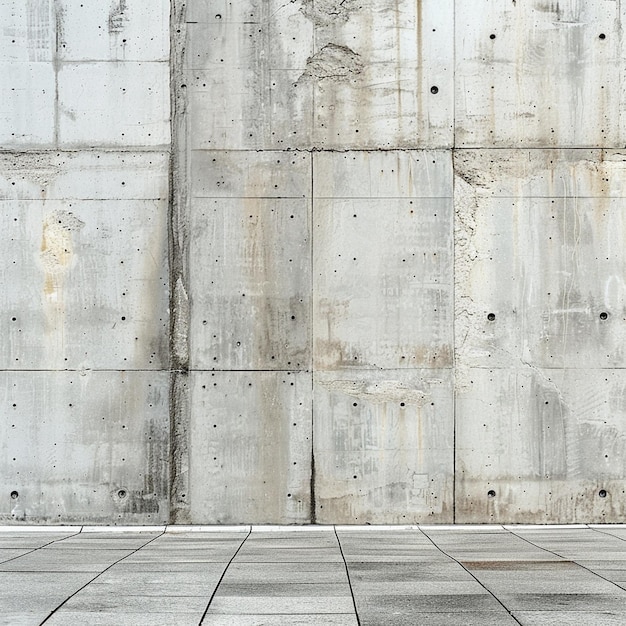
[40,210,84,297]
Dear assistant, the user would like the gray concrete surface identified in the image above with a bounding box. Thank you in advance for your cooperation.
[4,0,626,526]
[1,0,171,525]
[2,525,626,625]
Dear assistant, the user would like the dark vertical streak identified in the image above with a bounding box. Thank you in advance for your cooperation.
[310,1,317,526]
[452,0,457,525]
[310,151,316,524]
[53,0,61,147]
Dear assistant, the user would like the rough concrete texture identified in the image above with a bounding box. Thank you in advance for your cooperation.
[188,371,312,524]
[1,0,170,523]
[3,0,626,524]
[313,151,453,370]
[454,149,626,522]
[455,1,625,147]
[314,369,454,523]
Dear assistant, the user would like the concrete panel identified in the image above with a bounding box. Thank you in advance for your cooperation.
[455,195,626,370]
[1,1,170,148]
[184,0,453,149]
[189,198,311,370]
[58,0,170,61]
[188,371,312,524]
[455,149,626,374]
[0,151,168,370]
[456,368,626,524]
[191,151,311,199]
[314,150,452,199]
[309,0,453,149]
[454,149,626,198]
[313,151,453,370]
[0,151,169,200]
[184,2,314,150]
[186,0,264,23]
[314,369,453,524]
[455,0,625,147]
[0,198,168,370]
[58,62,170,147]
[0,1,55,147]
[0,62,55,147]
[186,66,314,151]
[0,371,169,524]
[455,148,626,523]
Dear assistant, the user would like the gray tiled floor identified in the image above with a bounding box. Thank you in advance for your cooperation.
[2,526,626,624]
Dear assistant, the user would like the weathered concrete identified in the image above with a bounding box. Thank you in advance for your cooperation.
[313,150,453,370]
[455,149,626,523]
[314,369,454,524]
[188,150,312,371]
[0,152,169,370]
[3,0,626,524]
[1,0,170,149]
[187,371,312,524]
[0,0,171,524]
[455,1,625,147]
[184,0,453,150]
[0,371,169,524]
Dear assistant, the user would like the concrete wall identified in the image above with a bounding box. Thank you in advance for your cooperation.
[2,0,626,524]
[1,0,171,523]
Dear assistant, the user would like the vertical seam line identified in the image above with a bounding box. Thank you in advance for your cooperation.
[334,526,361,626]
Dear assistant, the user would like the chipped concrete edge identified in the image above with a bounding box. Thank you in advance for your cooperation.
[169,0,191,525]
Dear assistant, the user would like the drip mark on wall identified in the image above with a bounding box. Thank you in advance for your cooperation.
[109,0,128,34]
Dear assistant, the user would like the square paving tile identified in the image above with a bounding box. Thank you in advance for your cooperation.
[513,611,626,625]
[360,612,518,626]
[202,617,358,626]
[45,613,201,626]
[499,593,626,612]
[206,597,355,614]
[214,583,352,597]
[347,561,474,583]
[355,594,505,614]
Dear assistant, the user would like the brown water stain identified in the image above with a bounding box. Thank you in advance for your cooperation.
[40,209,84,296]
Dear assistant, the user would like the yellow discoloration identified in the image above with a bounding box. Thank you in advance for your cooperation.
[40,210,84,297]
